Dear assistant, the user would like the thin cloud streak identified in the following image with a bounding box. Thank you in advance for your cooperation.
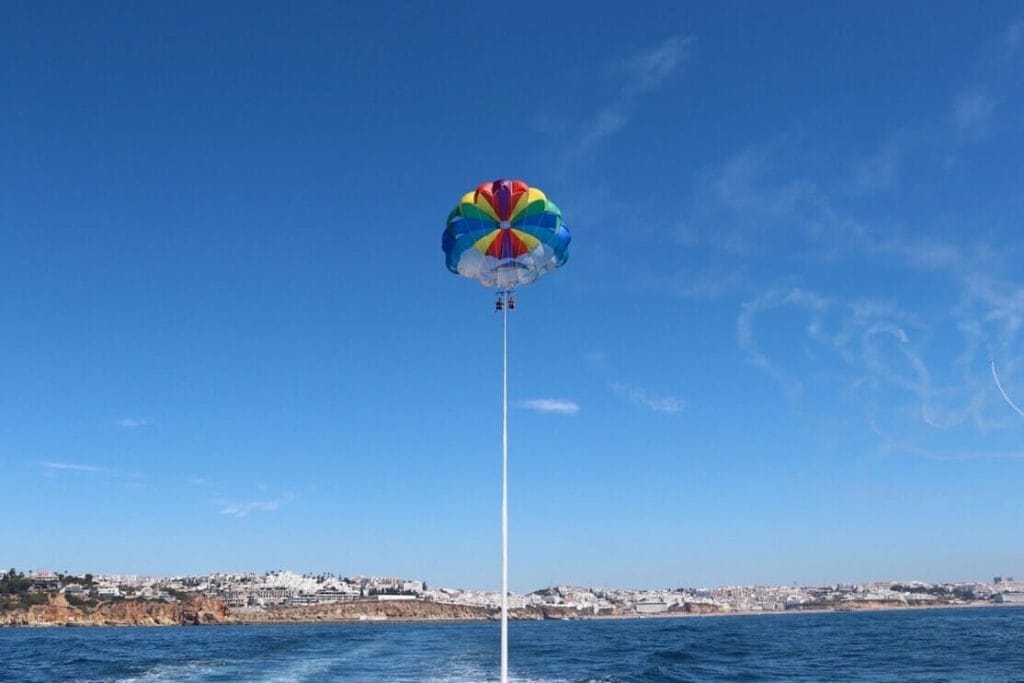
[519,399,581,415]
[737,288,830,397]
[216,493,293,518]
[991,361,1024,417]
[878,434,1024,461]
[568,35,694,159]
[612,383,685,414]
[953,89,997,133]
[115,417,152,428]
[852,142,899,193]
[1009,20,1024,47]
[40,461,144,482]
[919,450,1024,461]
[666,266,746,300]
[41,461,108,473]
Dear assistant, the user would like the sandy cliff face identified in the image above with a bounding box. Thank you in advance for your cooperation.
[1,595,501,626]
[240,599,493,622]
[240,600,605,623]
[3,595,677,627]
[668,601,723,615]
[0,594,232,627]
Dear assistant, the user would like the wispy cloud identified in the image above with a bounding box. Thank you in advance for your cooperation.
[953,88,998,134]
[216,493,293,518]
[576,110,630,155]
[611,383,685,414]
[686,144,862,259]
[665,266,746,300]
[519,398,581,415]
[40,461,143,483]
[115,417,152,429]
[737,288,830,397]
[187,477,212,487]
[876,429,1024,462]
[669,19,1024,464]
[1008,20,1024,48]
[735,262,1023,454]
[568,35,695,159]
[41,461,109,474]
[991,361,1024,418]
[685,99,1023,443]
[917,450,1024,461]
[852,142,899,193]
[620,35,694,95]
[739,284,983,427]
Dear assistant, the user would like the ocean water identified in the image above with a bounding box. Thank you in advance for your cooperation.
[2,607,1023,682]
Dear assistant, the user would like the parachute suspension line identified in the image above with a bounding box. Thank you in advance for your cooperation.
[500,288,510,683]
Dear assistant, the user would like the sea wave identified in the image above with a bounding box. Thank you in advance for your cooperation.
[2,608,1022,682]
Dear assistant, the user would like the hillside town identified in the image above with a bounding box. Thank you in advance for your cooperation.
[4,567,1023,622]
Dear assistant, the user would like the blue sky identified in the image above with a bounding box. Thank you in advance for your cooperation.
[2,2,1023,591]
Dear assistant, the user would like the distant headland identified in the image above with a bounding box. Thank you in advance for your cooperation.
[2,568,1022,627]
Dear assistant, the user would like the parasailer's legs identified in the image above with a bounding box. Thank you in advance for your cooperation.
[495,290,516,312]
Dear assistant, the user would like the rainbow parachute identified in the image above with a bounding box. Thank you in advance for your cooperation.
[442,179,570,289]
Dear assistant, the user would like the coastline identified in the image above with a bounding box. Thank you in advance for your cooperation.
[2,594,1015,628]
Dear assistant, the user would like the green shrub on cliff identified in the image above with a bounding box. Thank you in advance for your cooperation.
[0,577,49,612]
[57,572,96,588]
[1,569,32,595]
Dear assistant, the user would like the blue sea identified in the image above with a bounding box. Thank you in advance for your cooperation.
[2,607,1023,682]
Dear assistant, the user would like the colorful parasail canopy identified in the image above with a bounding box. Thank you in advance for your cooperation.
[442,179,570,289]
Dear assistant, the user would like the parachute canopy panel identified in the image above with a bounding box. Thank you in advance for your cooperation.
[442,179,570,289]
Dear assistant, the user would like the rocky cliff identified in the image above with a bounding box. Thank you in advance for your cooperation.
[238,600,604,622]
[1,594,613,626]
[0,593,231,627]
[668,601,724,615]
[241,599,492,623]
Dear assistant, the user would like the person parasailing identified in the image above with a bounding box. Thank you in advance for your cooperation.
[441,179,570,683]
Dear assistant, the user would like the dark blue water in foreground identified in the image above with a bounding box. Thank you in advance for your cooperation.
[3,607,1024,682]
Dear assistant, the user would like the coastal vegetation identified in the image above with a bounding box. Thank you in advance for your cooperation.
[2,569,32,594]
[1,569,48,612]
[3,567,1020,627]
